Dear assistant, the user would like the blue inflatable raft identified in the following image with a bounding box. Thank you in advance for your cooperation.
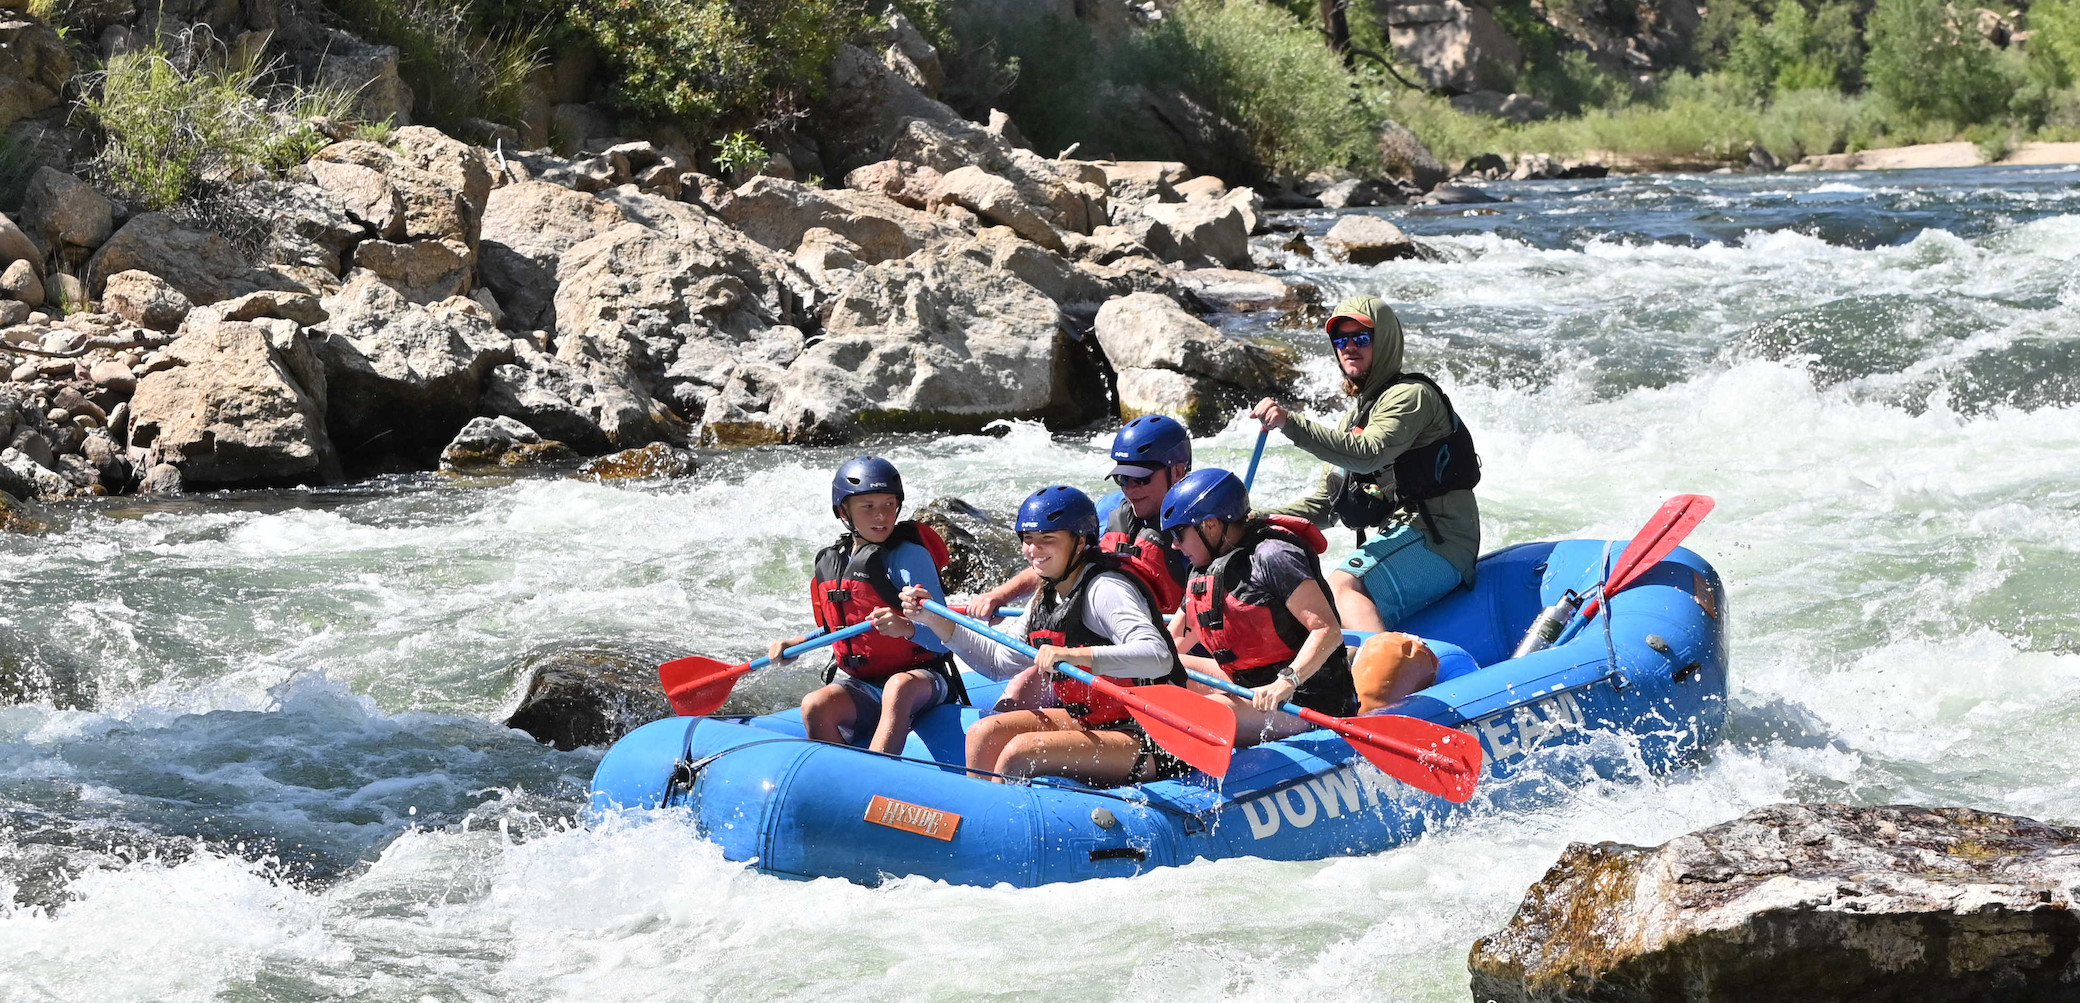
[589,537,1729,886]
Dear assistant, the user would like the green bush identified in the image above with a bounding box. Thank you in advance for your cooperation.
[1865,0,2012,123]
[1726,1,1864,99]
[2032,0,2080,87]
[86,46,358,211]
[327,0,542,130]
[1125,0,1374,176]
[561,0,867,129]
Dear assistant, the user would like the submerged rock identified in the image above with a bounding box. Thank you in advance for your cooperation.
[915,496,1022,594]
[500,642,675,751]
[576,442,698,481]
[438,415,576,471]
[1469,803,2080,1003]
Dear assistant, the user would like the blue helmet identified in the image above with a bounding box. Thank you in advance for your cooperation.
[1015,485,1099,538]
[1160,468,1249,531]
[1110,415,1191,476]
[831,455,903,515]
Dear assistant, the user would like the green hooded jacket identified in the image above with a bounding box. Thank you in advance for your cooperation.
[1263,295,1481,584]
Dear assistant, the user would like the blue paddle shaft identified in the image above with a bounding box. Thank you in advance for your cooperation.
[922,600,1107,687]
[1243,427,1269,489]
[993,606,1373,648]
[746,621,875,670]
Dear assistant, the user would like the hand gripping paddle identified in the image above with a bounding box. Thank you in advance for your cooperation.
[658,621,879,717]
[923,599,1238,778]
[1185,668,1482,802]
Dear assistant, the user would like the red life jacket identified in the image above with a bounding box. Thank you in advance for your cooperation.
[1182,517,1333,680]
[1098,502,1187,613]
[809,521,953,684]
[1024,553,1187,726]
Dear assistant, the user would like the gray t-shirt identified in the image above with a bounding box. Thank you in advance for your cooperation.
[936,569,1173,681]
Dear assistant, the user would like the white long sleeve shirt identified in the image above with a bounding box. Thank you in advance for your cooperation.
[934,570,1174,681]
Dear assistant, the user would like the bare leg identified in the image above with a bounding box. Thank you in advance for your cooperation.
[965,709,1070,779]
[995,725,1147,786]
[1330,569,1387,635]
[866,669,943,755]
[800,682,858,744]
[1211,692,1316,748]
[993,666,1053,712]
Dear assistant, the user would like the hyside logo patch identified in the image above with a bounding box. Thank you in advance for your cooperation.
[864,795,961,840]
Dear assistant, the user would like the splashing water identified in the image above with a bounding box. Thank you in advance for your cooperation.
[2,166,2077,1001]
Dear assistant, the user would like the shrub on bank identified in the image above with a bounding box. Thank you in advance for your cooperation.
[85,45,360,211]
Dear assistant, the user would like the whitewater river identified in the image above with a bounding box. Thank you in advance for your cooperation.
[3,166,2077,1001]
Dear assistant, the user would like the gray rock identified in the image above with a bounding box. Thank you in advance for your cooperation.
[765,247,1071,442]
[100,270,193,332]
[309,138,479,244]
[21,169,114,256]
[0,214,41,279]
[1420,183,1502,205]
[915,496,1022,594]
[85,213,302,304]
[214,289,328,326]
[0,18,70,132]
[1174,268,1320,313]
[437,414,575,471]
[479,352,654,456]
[305,158,405,239]
[1316,178,1395,209]
[844,159,943,209]
[1377,119,1448,191]
[315,272,514,466]
[1093,292,1297,432]
[478,180,635,331]
[306,30,412,126]
[498,642,675,751]
[720,175,922,262]
[1323,215,1420,263]
[251,181,365,288]
[1141,201,1250,269]
[1470,803,2080,1003]
[348,238,473,304]
[1379,0,1520,94]
[125,315,338,487]
[0,255,38,306]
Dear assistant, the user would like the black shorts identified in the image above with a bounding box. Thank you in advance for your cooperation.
[1095,719,1195,782]
[1232,649,1357,718]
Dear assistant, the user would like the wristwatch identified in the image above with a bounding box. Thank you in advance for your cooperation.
[1276,665,1300,686]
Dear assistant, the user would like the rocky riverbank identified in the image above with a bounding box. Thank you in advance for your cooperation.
[0,5,1490,514]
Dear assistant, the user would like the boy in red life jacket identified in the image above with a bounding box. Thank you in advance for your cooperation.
[902,485,1191,787]
[966,416,1194,711]
[765,456,964,754]
[1159,467,1358,747]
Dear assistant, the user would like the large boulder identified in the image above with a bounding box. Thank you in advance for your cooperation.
[1324,215,1422,264]
[1093,292,1297,432]
[126,313,338,487]
[0,18,70,132]
[890,117,1108,234]
[928,166,1062,252]
[314,272,514,466]
[309,137,483,245]
[498,642,674,751]
[914,496,1023,594]
[763,247,1076,442]
[718,176,921,262]
[438,415,576,471]
[547,193,812,447]
[21,169,113,259]
[100,269,192,332]
[1538,0,1702,73]
[809,43,977,175]
[253,181,367,289]
[478,180,635,331]
[85,213,304,304]
[1470,803,2080,1003]
[1371,0,1521,95]
[1141,201,1250,269]
[1377,119,1449,191]
[481,345,661,457]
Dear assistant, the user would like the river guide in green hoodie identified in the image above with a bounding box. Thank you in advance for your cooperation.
[1249,294,1481,656]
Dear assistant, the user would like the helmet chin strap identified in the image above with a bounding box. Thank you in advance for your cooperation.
[1041,535,1095,591]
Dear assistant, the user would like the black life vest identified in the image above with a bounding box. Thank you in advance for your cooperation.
[809,521,967,703]
[1025,552,1187,725]
[1098,502,1188,613]
[1331,372,1481,543]
[1184,517,1344,685]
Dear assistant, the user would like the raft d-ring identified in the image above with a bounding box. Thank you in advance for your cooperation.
[1646,634,1672,654]
[1092,807,1119,829]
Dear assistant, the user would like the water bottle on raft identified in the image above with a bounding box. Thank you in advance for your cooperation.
[1510,590,1582,659]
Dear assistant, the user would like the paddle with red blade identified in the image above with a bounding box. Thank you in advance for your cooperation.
[922,599,1238,778]
[659,621,879,717]
[1184,667,1481,801]
[1559,494,1716,642]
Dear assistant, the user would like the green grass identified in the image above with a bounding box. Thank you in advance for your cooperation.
[326,0,543,130]
[85,42,366,211]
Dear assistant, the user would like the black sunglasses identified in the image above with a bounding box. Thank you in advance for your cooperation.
[1112,471,1159,487]
[1330,331,1374,351]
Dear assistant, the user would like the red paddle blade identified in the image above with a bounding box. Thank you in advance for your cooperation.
[1117,685,1237,778]
[659,656,752,717]
[1329,713,1484,802]
[1605,494,1715,595]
